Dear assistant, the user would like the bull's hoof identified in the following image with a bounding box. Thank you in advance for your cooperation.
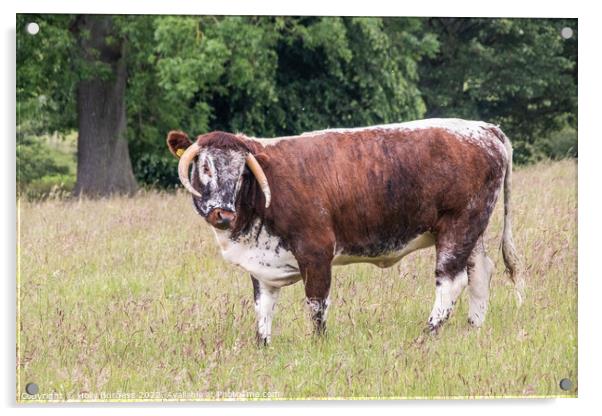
[312,321,327,338]
[467,317,483,328]
[426,307,452,334]
[425,317,446,334]
[255,333,270,347]
[424,324,440,335]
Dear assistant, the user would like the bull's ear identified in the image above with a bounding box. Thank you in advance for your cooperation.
[167,130,192,158]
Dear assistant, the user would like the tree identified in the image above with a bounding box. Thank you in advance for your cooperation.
[269,17,435,134]
[17,14,77,195]
[72,15,137,196]
[17,14,138,197]
[126,16,437,186]
[419,18,577,162]
[17,15,77,137]
[17,15,578,195]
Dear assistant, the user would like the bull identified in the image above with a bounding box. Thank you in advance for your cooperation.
[166,118,523,345]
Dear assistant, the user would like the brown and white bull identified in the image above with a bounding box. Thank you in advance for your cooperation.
[167,118,523,345]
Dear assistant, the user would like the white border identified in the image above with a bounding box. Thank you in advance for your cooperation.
[2,1,600,415]
[9,0,581,17]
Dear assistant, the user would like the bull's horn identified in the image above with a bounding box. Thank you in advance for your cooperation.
[177,142,202,198]
[246,153,271,208]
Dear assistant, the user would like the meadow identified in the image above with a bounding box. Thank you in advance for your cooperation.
[17,159,577,401]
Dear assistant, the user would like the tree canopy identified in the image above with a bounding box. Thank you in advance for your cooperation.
[419,18,577,163]
[16,15,577,193]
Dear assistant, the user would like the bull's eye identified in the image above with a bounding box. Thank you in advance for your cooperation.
[203,163,212,177]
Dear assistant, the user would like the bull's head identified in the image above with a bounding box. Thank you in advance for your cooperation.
[167,131,271,230]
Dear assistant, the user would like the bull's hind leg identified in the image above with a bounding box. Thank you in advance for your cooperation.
[251,275,280,346]
[427,220,483,332]
[467,237,494,327]
[427,264,468,332]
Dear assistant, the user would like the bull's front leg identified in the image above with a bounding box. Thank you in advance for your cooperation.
[251,275,280,346]
[299,258,332,336]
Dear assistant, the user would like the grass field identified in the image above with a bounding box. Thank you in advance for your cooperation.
[16,159,577,401]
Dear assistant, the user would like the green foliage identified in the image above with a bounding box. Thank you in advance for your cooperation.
[269,17,433,134]
[16,15,578,189]
[133,153,179,189]
[17,14,78,136]
[419,18,577,162]
[120,16,437,185]
[17,136,70,183]
[535,127,578,161]
[16,134,76,198]
[24,174,76,200]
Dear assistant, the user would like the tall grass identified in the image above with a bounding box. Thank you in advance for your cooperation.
[16,160,577,401]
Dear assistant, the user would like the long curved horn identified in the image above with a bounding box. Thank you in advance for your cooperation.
[246,153,271,208]
[177,142,202,198]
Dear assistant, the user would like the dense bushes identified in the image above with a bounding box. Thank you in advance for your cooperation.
[16,135,76,198]
[133,153,180,190]
[536,127,578,161]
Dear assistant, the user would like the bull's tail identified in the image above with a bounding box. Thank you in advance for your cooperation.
[501,136,525,306]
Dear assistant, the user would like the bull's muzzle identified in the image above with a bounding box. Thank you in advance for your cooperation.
[207,208,236,230]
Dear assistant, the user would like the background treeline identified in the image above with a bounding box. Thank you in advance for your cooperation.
[16,15,577,197]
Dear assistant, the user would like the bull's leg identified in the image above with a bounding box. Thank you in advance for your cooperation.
[251,275,280,346]
[427,265,468,332]
[427,224,481,332]
[467,238,494,327]
[299,260,332,336]
[306,296,331,336]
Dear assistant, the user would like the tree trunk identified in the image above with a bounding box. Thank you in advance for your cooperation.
[73,15,138,197]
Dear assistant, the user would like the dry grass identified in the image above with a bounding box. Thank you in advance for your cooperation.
[16,159,577,401]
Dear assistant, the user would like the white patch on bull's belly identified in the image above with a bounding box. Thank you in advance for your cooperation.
[332,232,435,268]
[212,222,301,288]
[212,225,434,285]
